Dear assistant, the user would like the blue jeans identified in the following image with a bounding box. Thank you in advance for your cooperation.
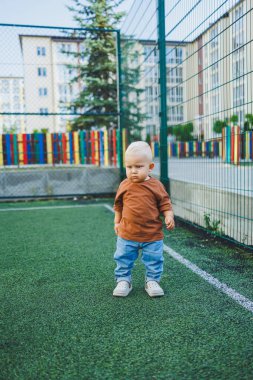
[114,237,164,283]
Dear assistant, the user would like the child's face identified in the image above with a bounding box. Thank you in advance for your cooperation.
[125,152,154,183]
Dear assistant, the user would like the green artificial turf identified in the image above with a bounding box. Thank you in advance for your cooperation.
[1,202,253,379]
[165,221,253,300]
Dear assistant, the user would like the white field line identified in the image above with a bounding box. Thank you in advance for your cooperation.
[103,204,115,213]
[104,204,253,314]
[163,245,253,314]
[0,203,108,212]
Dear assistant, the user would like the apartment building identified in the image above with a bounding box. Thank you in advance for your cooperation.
[19,35,82,133]
[0,77,25,134]
[11,0,251,138]
[187,0,253,139]
[18,34,186,136]
[138,0,252,140]
[136,40,186,139]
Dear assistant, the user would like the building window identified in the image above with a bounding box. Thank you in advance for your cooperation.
[175,48,183,64]
[1,80,9,93]
[210,27,218,48]
[37,47,46,56]
[166,47,183,64]
[232,58,244,79]
[14,104,20,111]
[146,125,156,136]
[39,108,49,115]
[211,72,219,88]
[39,88,48,96]
[233,84,244,107]
[233,5,244,25]
[168,67,183,83]
[168,87,183,103]
[58,43,73,56]
[144,46,156,64]
[168,105,184,122]
[2,103,10,112]
[210,50,218,65]
[145,86,153,97]
[232,4,244,50]
[13,86,20,94]
[38,67,47,77]
[232,33,244,50]
[211,94,219,113]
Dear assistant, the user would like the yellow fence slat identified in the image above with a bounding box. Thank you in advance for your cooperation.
[94,131,99,166]
[18,133,24,165]
[104,129,109,166]
[46,133,52,164]
[66,133,70,164]
[73,131,80,165]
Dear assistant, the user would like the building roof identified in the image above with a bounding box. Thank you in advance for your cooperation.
[192,0,242,41]
[18,34,84,51]
[138,39,188,46]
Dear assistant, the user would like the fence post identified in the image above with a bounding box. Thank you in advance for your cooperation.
[0,135,3,166]
[157,0,169,191]
[116,30,125,181]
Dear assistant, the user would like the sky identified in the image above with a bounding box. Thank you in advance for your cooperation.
[0,0,134,27]
[0,0,241,77]
[0,0,134,77]
[0,0,240,39]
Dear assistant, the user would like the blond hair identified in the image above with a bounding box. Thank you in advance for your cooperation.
[125,141,153,162]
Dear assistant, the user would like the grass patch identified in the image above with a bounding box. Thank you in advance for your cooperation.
[1,202,253,379]
[165,219,253,300]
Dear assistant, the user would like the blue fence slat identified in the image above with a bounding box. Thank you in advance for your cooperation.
[226,127,231,163]
[69,132,73,164]
[5,134,12,165]
[250,132,252,159]
[27,134,32,163]
[53,133,58,162]
[214,141,219,157]
[172,143,176,157]
[58,133,62,163]
[100,131,104,165]
[189,141,193,157]
[38,133,44,164]
[83,131,87,163]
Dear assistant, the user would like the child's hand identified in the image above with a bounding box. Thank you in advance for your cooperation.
[165,215,175,230]
[114,223,120,235]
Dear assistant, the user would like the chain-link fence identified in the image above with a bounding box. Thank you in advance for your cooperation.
[0,23,125,197]
[0,1,252,247]
[121,0,252,247]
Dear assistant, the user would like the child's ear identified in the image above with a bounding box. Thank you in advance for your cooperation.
[149,162,155,171]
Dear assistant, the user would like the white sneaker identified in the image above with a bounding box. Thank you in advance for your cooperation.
[145,281,164,297]
[113,281,132,297]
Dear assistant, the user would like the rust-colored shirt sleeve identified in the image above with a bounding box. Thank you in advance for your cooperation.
[155,182,173,213]
[113,180,127,212]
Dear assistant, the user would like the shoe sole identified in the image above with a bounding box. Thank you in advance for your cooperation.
[145,288,164,297]
[113,286,132,297]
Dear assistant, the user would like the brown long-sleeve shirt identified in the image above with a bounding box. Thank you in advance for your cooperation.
[114,177,173,242]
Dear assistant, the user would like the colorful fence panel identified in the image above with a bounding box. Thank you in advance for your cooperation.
[151,131,252,165]
[0,129,127,167]
[0,129,252,167]
[153,140,222,159]
[222,127,252,165]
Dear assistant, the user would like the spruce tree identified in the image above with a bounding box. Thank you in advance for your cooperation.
[65,0,146,138]
[66,0,124,130]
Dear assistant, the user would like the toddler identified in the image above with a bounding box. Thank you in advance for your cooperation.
[113,141,174,297]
